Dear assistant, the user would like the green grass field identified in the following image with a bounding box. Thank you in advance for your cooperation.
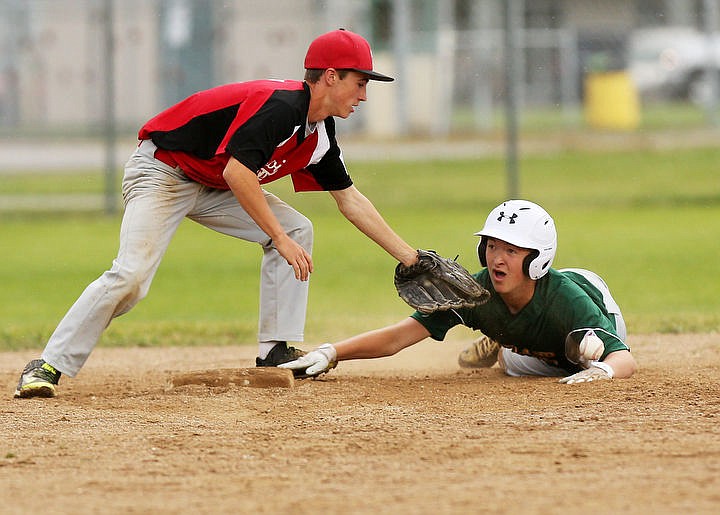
[1,145,718,351]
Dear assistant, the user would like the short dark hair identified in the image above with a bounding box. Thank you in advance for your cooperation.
[304,68,350,83]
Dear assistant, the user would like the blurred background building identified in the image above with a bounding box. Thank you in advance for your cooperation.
[0,0,719,139]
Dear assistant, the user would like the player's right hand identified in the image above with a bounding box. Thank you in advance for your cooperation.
[279,343,337,376]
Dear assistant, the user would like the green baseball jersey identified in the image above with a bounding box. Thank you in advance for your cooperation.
[411,268,629,372]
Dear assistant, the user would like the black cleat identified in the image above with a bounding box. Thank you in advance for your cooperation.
[256,343,307,377]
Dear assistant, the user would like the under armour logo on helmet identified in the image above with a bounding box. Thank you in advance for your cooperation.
[497,211,518,224]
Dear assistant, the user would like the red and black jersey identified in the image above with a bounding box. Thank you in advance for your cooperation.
[138,80,352,192]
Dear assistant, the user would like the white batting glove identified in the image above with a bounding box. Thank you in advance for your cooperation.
[559,361,614,384]
[278,343,338,377]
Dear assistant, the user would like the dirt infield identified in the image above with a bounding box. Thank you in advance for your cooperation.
[2,333,719,514]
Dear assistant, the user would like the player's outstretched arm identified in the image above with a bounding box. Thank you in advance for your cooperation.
[335,317,431,360]
[279,317,430,376]
[329,186,418,266]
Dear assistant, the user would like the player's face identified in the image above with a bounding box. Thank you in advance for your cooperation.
[484,238,534,297]
[329,70,369,118]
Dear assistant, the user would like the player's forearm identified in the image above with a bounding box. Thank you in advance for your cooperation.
[602,350,637,379]
[278,319,426,377]
[334,329,401,360]
[334,318,429,361]
[223,159,286,241]
[331,187,417,266]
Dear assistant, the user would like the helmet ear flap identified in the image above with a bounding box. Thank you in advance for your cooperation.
[477,237,488,267]
[523,250,539,278]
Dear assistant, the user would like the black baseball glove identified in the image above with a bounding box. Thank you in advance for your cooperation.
[394,250,490,314]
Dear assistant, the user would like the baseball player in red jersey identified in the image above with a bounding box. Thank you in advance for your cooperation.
[14,29,419,398]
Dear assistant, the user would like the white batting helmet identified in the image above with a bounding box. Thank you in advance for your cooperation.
[475,200,557,280]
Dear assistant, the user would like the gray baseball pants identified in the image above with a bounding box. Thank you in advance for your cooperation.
[42,140,312,377]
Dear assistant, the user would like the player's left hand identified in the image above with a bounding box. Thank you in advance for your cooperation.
[394,249,490,314]
[559,361,614,384]
[565,329,605,364]
[278,343,337,377]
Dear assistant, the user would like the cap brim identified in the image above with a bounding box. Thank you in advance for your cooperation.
[352,69,394,82]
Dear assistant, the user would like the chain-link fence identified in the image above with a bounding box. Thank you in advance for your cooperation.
[2,1,719,137]
[1,0,718,172]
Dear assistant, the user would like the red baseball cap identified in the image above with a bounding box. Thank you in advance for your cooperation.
[304,29,394,82]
